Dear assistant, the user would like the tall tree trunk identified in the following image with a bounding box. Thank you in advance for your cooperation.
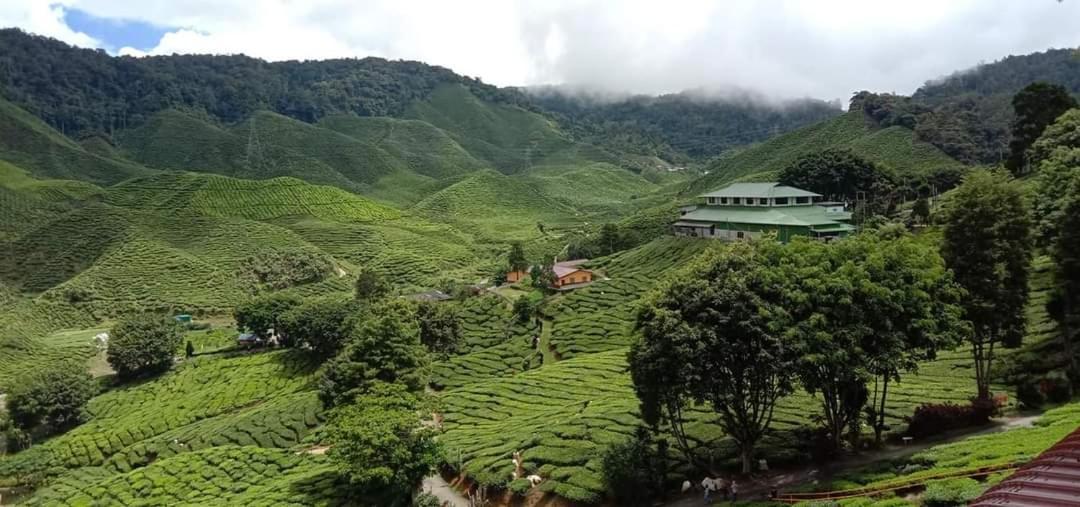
[874,376,889,444]
[740,445,753,475]
[1063,292,1078,381]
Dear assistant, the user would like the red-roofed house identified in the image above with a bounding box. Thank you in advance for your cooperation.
[552,260,592,289]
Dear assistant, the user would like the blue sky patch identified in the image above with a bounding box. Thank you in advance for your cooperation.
[62,6,173,53]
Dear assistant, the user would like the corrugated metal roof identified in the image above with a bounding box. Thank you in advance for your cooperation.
[970,426,1080,506]
[700,182,821,199]
[679,205,852,227]
[553,265,584,278]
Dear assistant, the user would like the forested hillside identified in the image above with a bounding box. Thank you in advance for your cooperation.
[687,109,966,195]
[0,28,530,136]
[528,87,841,162]
[848,48,1080,165]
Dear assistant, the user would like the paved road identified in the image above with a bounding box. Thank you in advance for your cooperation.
[421,474,470,507]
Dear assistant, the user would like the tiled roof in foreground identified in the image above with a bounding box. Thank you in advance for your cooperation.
[970,425,1080,506]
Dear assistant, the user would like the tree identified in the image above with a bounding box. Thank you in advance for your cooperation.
[942,170,1033,401]
[279,297,358,358]
[769,239,871,451]
[597,223,624,255]
[318,302,429,407]
[912,197,931,225]
[1049,174,1080,380]
[416,302,463,358]
[1006,82,1077,176]
[1029,108,1080,168]
[354,268,388,301]
[234,293,302,346]
[600,427,667,506]
[512,295,537,324]
[325,382,441,507]
[508,242,529,272]
[6,367,95,435]
[630,244,796,472]
[778,148,898,213]
[841,232,965,443]
[532,265,557,290]
[108,315,184,380]
[1032,110,1080,245]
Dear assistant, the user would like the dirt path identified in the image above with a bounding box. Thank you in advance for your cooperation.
[660,414,1040,506]
[539,318,558,364]
[422,474,470,507]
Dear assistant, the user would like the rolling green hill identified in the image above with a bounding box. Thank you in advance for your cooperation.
[687,110,966,195]
[105,172,400,223]
[116,110,364,192]
[0,99,152,185]
[318,114,486,179]
[406,84,618,174]
[410,170,580,242]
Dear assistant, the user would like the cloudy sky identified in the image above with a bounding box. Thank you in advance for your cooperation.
[2,1,1079,101]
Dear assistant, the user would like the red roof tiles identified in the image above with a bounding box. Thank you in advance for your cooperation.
[970,426,1080,506]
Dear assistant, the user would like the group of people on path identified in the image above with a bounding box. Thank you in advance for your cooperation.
[700,476,737,504]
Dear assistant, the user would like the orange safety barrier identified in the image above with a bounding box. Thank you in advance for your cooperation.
[774,461,1020,503]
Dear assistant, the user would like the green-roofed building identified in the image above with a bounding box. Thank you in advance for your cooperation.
[674,182,855,242]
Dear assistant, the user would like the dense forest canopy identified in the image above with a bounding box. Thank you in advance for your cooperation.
[849,49,1080,165]
[915,49,1080,102]
[0,28,530,137]
[528,87,841,162]
[0,28,840,165]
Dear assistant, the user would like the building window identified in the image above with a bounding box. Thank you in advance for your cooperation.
[775,197,788,205]
[708,197,716,205]
[719,197,728,204]
[737,231,745,239]
[796,196,809,204]
[732,197,741,205]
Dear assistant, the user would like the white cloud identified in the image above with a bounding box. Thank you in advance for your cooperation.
[0,1,100,48]
[4,0,1080,100]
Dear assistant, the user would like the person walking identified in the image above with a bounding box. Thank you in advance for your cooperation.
[730,480,738,503]
[700,477,713,503]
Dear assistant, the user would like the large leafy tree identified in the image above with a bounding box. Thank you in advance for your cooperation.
[354,268,388,301]
[234,293,303,346]
[416,302,463,358]
[318,301,429,407]
[942,170,1033,401]
[630,244,796,473]
[770,239,869,450]
[1049,174,1080,379]
[1032,109,1080,245]
[778,148,898,212]
[326,382,441,507]
[842,232,966,443]
[6,367,95,435]
[107,315,184,380]
[278,296,358,358]
[1006,82,1077,176]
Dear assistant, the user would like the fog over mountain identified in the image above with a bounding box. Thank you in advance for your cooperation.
[2,0,1079,103]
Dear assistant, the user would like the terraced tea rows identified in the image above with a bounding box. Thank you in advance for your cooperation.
[440,349,636,503]
[26,445,344,507]
[437,237,1051,501]
[0,298,97,391]
[547,238,718,358]
[431,295,541,389]
[107,173,400,223]
[285,218,483,289]
[0,351,324,483]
